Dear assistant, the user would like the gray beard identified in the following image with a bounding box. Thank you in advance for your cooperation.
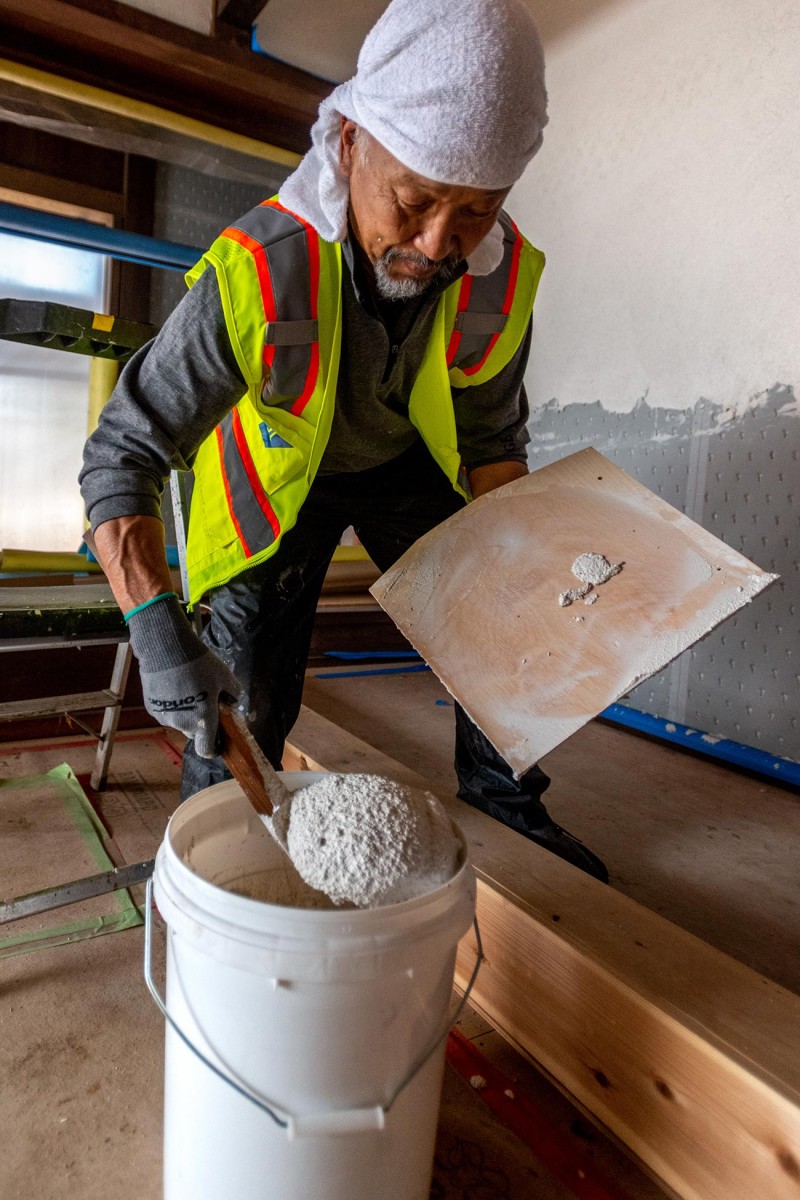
[373,247,462,301]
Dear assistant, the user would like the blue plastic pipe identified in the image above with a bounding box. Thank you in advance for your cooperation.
[0,202,201,272]
[601,704,799,787]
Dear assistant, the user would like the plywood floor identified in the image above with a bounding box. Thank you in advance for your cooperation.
[0,728,670,1200]
[303,665,800,996]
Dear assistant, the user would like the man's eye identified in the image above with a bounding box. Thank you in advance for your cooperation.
[397,197,430,212]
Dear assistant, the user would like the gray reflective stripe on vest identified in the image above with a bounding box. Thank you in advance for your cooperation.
[454,311,507,336]
[219,411,278,558]
[229,205,316,410]
[449,212,519,373]
[264,319,318,346]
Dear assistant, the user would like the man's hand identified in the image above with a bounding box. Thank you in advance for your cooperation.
[90,515,240,755]
[468,461,528,499]
[126,595,242,758]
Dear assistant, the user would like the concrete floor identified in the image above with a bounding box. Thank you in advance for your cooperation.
[0,725,672,1200]
[303,666,800,995]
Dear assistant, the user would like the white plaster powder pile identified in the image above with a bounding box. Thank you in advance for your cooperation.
[559,552,623,607]
[277,774,461,908]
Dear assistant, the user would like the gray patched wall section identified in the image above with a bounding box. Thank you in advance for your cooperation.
[527,386,798,759]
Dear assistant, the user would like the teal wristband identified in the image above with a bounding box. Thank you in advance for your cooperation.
[123,591,179,623]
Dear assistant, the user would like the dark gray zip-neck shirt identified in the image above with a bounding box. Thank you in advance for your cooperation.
[80,232,531,531]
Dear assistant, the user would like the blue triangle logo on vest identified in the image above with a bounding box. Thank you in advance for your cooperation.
[259,423,292,450]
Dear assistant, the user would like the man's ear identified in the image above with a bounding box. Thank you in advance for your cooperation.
[339,118,358,179]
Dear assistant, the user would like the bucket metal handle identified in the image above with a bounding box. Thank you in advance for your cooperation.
[144,877,483,1137]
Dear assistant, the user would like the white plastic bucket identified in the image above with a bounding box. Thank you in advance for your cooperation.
[146,773,477,1200]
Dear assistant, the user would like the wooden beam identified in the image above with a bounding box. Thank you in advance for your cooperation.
[0,163,125,217]
[111,153,156,326]
[0,118,126,197]
[218,0,268,34]
[0,68,296,187]
[285,705,800,1200]
[0,0,330,153]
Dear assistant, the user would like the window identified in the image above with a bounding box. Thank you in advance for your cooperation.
[0,196,110,552]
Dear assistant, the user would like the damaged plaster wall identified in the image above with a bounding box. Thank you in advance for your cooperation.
[510,0,799,758]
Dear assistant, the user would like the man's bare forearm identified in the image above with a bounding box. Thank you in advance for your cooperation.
[468,460,528,499]
[92,516,175,614]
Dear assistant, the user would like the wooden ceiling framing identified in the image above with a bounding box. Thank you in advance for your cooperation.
[217,0,268,34]
[0,0,330,154]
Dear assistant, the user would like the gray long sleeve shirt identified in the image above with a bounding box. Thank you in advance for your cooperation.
[80,235,531,531]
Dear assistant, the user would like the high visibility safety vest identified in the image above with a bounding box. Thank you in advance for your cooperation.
[184,198,545,604]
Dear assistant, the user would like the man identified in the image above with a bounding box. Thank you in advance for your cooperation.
[80,0,608,882]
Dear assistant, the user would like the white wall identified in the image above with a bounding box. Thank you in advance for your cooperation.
[507,0,799,757]
[511,0,799,416]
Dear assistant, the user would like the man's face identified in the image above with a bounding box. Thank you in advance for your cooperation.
[339,120,509,300]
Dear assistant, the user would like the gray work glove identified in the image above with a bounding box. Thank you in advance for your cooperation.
[126,595,242,758]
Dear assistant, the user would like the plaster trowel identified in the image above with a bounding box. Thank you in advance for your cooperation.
[216,702,293,850]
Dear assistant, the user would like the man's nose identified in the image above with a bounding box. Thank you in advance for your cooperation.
[413,212,458,262]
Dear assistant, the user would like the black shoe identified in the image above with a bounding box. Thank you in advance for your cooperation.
[523,823,609,883]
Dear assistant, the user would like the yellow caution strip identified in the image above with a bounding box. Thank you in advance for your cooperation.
[0,548,103,574]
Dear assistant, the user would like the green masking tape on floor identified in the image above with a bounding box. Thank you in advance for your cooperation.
[0,764,142,958]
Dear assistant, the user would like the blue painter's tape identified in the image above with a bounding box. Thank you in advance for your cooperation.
[601,704,800,787]
[314,665,431,680]
[323,650,422,661]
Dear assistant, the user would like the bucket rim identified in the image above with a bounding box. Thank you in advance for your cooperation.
[162,774,472,921]
[154,776,476,965]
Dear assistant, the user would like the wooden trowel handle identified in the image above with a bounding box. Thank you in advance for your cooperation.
[217,702,276,817]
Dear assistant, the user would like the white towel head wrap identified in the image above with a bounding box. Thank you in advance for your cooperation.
[279,0,548,275]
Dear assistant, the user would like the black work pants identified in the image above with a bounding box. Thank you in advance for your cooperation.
[181,440,553,831]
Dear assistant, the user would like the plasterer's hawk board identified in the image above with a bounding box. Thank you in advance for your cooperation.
[370,448,778,776]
